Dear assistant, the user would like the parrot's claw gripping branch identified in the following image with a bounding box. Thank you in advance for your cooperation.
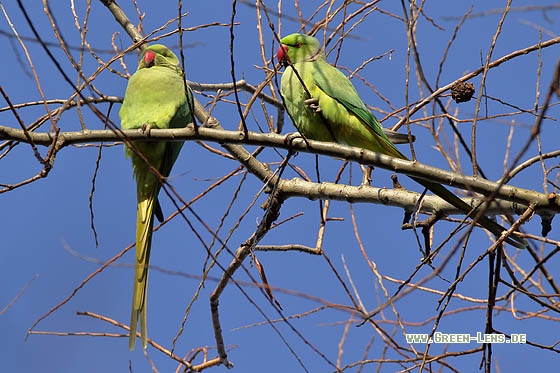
[140,123,152,136]
[304,97,322,113]
[283,131,308,148]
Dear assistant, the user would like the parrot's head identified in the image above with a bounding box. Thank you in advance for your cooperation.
[138,44,181,73]
[277,33,322,66]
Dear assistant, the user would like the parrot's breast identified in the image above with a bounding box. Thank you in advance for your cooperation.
[120,66,187,131]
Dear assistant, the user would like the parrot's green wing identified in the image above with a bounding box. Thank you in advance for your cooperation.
[309,60,404,159]
[120,44,193,350]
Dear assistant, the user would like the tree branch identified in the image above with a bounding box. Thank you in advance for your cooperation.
[1,124,557,215]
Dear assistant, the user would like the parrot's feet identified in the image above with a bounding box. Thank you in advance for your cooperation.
[283,132,306,147]
[304,97,322,113]
[141,123,152,136]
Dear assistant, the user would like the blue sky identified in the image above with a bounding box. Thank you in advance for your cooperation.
[1,1,559,372]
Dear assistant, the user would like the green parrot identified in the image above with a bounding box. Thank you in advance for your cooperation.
[120,44,193,350]
[277,33,526,249]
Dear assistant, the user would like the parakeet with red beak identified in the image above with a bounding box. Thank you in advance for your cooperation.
[277,33,526,249]
[120,44,193,350]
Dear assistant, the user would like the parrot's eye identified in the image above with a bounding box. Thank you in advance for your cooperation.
[295,42,302,48]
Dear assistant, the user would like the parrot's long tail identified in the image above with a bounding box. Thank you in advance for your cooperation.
[129,195,157,351]
[411,176,527,249]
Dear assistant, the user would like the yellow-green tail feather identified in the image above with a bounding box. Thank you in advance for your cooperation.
[129,196,156,350]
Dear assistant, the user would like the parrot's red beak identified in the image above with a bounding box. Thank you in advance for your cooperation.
[143,50,156,67]
[277,45,289,66]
